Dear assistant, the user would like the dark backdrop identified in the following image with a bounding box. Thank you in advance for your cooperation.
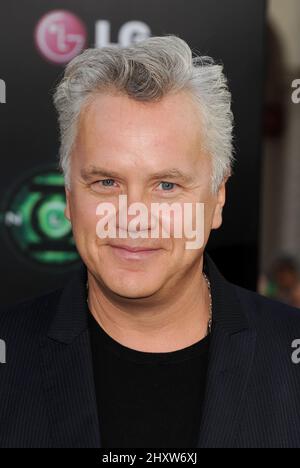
[0,0,265,306]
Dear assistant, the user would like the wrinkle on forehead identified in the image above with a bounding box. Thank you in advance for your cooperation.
[73,90,209,179]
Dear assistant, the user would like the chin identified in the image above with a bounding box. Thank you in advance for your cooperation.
[107,282,160,299]
[100,271,163,299]
[113,288,158,299]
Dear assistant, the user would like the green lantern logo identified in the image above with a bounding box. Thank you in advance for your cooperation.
[1,167,79,267]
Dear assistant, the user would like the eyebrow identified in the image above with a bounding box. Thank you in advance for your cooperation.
[80,166,196,184]
[80,166,123,181]
[149,169,195,184]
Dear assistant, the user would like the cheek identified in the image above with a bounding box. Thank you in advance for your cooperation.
[69,193,100,237]
[204,200,216,224]
[171,239,203,274]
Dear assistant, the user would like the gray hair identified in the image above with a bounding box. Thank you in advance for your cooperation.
[53,35,234,193]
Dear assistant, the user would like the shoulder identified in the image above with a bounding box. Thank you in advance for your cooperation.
[232,282,300,334]
[0,288,63,342]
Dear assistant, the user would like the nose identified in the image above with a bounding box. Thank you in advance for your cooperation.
[117,185,154,234]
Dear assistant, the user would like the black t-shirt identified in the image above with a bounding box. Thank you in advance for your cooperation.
[88,310,210,448]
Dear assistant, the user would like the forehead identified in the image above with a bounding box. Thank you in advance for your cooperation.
[77,91,204,153]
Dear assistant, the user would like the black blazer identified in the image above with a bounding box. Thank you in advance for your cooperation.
[1,253,300,448]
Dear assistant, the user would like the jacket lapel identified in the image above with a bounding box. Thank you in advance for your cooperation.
[197,254,257,448]
[39,253,257,448]
[39,265,101,448]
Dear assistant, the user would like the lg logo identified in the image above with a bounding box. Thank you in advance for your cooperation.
[35,10,87,65]
[291,339,300,365]
[95,20,151,48]
[35,10,151,65]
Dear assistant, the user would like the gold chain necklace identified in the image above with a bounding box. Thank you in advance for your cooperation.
[203,272,213,336]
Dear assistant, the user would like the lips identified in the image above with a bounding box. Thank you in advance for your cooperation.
[108,244,160,253]
[108,243,162,260]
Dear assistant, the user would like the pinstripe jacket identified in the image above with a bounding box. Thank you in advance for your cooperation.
[1,253,300,448]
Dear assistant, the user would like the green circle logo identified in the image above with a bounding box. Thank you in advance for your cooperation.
[1,167,79,267]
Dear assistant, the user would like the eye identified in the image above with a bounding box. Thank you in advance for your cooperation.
[90,179,118,193]
[100,179,116,187]
[159,181,177,191]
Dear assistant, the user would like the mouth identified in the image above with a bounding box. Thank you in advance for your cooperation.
[108,244,163,260]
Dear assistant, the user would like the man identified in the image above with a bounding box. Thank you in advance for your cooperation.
[1,36,300,448]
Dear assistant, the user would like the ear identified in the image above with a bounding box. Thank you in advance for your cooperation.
[211,176,229,230]
[64,187,71,222]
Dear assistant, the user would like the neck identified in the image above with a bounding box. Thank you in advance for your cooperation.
[87,258,211,353]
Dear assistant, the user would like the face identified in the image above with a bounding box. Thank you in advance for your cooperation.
[65,91,227,299]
